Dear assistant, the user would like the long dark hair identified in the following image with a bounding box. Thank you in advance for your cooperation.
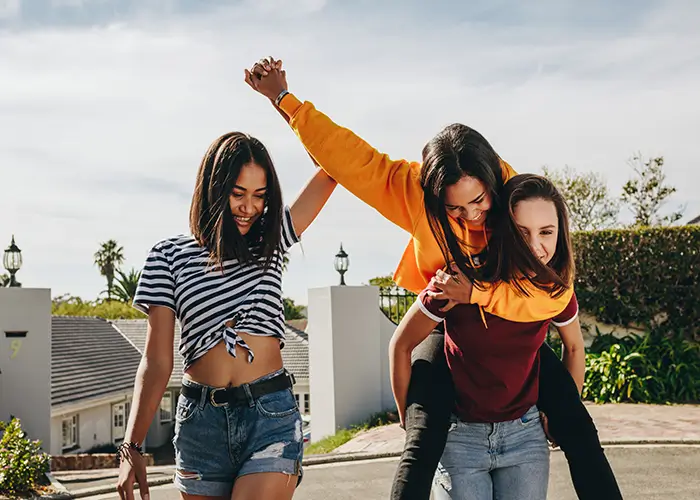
[482,174,575,297]
[420,123,505,283]
[189,132,283,270]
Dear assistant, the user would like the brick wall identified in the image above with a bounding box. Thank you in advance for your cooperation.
[50,453,154,471]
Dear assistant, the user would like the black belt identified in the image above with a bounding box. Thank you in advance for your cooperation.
[181,370,295,407]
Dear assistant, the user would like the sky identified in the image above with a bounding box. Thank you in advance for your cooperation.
[1,0,698,305]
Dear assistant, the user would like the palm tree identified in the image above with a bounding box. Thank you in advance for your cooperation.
[94,240,125,301]
[0,273,9,287]
[113,268,141,304]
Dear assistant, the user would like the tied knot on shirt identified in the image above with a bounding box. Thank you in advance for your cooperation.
[222,316,255,363]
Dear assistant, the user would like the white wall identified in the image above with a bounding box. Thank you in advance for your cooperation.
[308,286,383,441]
[379,312,399,411]
[50,403,112,455]
[0,288,52,452]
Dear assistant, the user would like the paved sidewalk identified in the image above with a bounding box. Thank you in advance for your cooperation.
[332,403,700,455]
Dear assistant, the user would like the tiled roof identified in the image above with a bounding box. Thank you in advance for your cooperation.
[285,319,308,338]
[111,319,183,387]
[51,316,142,407]
[111,320,309,383]
[282,324,309,382]
[689,215,700,225]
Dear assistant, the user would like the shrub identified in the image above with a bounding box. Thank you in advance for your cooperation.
[583,331,700,404]
[573,225,700,340]
[0,418,51,497]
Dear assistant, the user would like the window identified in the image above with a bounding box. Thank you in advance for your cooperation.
[294,393,300,406]
[112,403,127,442]
[160,391,173,423]
[303,393,310,414]
[61,415,78,450]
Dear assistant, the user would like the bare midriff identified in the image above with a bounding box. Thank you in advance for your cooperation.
[183,333,283,388]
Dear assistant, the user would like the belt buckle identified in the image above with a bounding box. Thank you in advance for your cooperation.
[209,388,227,407]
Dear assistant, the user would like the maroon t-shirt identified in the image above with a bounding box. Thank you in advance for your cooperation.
[418,284,578,423]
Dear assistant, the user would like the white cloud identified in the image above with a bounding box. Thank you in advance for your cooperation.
[0,1,698,303]
[0,0,19,19]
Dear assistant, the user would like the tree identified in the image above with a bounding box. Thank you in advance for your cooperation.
[51,294,145,319]
[542,165,619,231]
[94,240,125,301]
[113,268,141,304]
[282,254,289,273]
[367,274,398,292]
[367,274,416,323]
[0,273,9,287]
[621,153,684,227]
[283,297,305,320]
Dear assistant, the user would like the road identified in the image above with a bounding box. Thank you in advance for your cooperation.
[90,445,700,499]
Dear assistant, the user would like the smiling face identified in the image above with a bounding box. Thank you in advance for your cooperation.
[443,175,493,226]
[512,197,559,265]
[228,162,267,235]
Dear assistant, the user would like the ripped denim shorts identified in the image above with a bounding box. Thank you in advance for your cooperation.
[172,368,304,497]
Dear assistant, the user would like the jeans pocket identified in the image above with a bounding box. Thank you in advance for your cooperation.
[519,406,541,426]
[255,389,298,418]
[175,393,200,424]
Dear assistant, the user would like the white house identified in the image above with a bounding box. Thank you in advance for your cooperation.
[2,287,311,456]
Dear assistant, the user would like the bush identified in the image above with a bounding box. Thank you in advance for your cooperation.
[573,225,700,339]
[51,294,146,320]
[583,331,700,404]
[0,418,51,497]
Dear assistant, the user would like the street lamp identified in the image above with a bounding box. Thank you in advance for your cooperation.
[3,235,22,288]
[334,243,349,286]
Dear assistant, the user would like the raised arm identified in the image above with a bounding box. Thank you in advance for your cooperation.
[245,60,423,233]
[290,168,338,237]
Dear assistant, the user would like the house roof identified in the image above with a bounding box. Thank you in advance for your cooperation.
[112,319,310,383]
[285,319,308,337]
[281,324,309,381]
[111,319,183,387]
[51,316,142,407]
[688,215,700,225]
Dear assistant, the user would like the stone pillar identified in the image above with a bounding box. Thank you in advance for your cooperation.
[307,285,383,442]
[0,288,52,452]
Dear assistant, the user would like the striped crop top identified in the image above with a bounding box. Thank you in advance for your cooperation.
[133,206,299,370]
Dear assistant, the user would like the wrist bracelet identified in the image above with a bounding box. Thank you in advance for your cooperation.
[116,441,143,462]
[274,89,289,107]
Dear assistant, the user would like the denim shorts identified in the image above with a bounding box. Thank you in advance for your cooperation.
[433,405,550,500]
[172,368,304,497]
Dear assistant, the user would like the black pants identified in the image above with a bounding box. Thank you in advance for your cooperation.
[389,330,623,500]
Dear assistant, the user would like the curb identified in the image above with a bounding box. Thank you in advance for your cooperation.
[302,438,700,466]
[69,476,174,499]
[49,439,700,497]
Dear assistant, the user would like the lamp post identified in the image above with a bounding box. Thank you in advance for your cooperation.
[333,243,349,286]
[3,235,22,288]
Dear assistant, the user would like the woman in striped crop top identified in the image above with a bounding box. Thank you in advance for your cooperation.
[116,131,337,500]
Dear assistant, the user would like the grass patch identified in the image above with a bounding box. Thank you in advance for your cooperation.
[305,409,399,455]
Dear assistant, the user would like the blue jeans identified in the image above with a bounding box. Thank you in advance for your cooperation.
[433,405,550,500]
[173,369,304,497]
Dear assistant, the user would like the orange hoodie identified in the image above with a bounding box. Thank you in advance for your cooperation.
[278,93,573,321]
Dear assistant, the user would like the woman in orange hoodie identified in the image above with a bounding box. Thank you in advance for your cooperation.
[245,58,622,500]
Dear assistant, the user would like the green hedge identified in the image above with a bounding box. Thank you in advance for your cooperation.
[573,225,700,338]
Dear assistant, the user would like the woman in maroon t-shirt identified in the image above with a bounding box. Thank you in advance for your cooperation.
[390,174,586,500]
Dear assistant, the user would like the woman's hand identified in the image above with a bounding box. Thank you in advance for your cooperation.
[116,447,149,500]
[244,56,287,102]
[426,268,473,312]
